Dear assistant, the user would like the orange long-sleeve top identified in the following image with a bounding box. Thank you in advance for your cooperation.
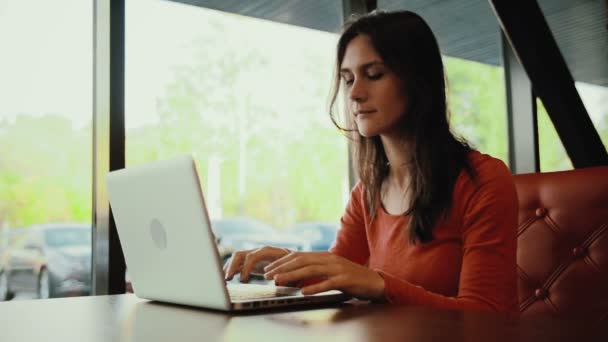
[330,150,518,313]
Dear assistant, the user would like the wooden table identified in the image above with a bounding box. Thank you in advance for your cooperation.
[0,294,606,341]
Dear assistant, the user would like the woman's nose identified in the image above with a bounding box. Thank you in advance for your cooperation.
[349,79,367,102]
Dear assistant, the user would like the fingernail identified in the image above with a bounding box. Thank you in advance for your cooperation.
[264,273,271,280]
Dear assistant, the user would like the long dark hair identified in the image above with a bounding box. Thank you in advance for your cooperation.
[329,10,475,244]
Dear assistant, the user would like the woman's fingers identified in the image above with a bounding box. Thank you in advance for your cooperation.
[301,278,338,295]
[264,255,323,279]
[224,250,250,280]
[239,247,291,282]
[272,265,333,285]
[239,249,270,282]
[262,251,299,273]
[264,251,331,276]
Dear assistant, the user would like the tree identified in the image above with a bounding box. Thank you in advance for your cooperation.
[0,114,91,227]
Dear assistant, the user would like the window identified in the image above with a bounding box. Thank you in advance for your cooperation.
[537,99,573,172]
[125,0,348,254]
[0,0,92,301]
[445,58,509,165]
[537,82,608,172]
[577,82,608,150]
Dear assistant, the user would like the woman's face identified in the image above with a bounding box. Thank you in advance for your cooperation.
[340,34,408,138]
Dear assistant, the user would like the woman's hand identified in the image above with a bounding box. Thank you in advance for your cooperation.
[223,246,291,282]
[263,251,386,300]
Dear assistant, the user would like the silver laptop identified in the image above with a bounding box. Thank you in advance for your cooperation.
[106,155,348,311]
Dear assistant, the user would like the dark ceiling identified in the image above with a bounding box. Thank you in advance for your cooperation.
[171,0,344,32]
[380,0,607,87]
[170,0,608,87]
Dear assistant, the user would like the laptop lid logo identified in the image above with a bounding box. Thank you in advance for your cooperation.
[149,219,168,250]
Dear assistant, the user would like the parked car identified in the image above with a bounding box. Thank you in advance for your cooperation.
[0,230,9,260]
[0,227,27,299]
[286,222,339,251]
[211,217,309,263]
[0,223,91,300]
[0,228,24,268]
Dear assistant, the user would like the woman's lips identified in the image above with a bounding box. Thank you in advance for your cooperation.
[356,110,377,116]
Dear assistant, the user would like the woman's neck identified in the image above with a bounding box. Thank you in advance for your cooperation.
[380,134,413,189]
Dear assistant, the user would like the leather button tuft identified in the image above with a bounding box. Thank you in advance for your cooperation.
[572,247,586,258]
[535,208,547,217]
[534,288,548,299]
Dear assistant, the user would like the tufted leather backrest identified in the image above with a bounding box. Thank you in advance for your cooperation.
[513,166,608,322]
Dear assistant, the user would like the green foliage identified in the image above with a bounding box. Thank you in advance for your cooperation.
[445,57,509,165]
[537,88,608,172]
[125,13,347,229]
[0,115,91,227]
[537,100,575,172]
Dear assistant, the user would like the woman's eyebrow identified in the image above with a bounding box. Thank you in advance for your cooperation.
[340,60,384,73]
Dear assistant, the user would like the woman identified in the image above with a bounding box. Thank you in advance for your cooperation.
[224,10,518,313]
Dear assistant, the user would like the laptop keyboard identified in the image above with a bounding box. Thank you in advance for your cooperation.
[227,283,301,300]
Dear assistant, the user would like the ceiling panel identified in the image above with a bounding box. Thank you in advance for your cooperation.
[379,0,502,65]
[538,0,608,86]
[169,0,343,33]
[167,0,607,87]
[379,0,607,87]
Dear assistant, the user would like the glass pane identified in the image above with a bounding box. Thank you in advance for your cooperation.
[125,0,348,263]
[538,82,608,172]
[445,58,509,165]
[537,99,573,172]
[576,82,608,150]
[0,0,93,301]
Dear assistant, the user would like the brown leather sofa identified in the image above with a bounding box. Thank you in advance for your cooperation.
[514,166,608,322]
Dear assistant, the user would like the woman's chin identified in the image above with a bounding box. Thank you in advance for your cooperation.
[355,119,381,138]
[357,128,379,138]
